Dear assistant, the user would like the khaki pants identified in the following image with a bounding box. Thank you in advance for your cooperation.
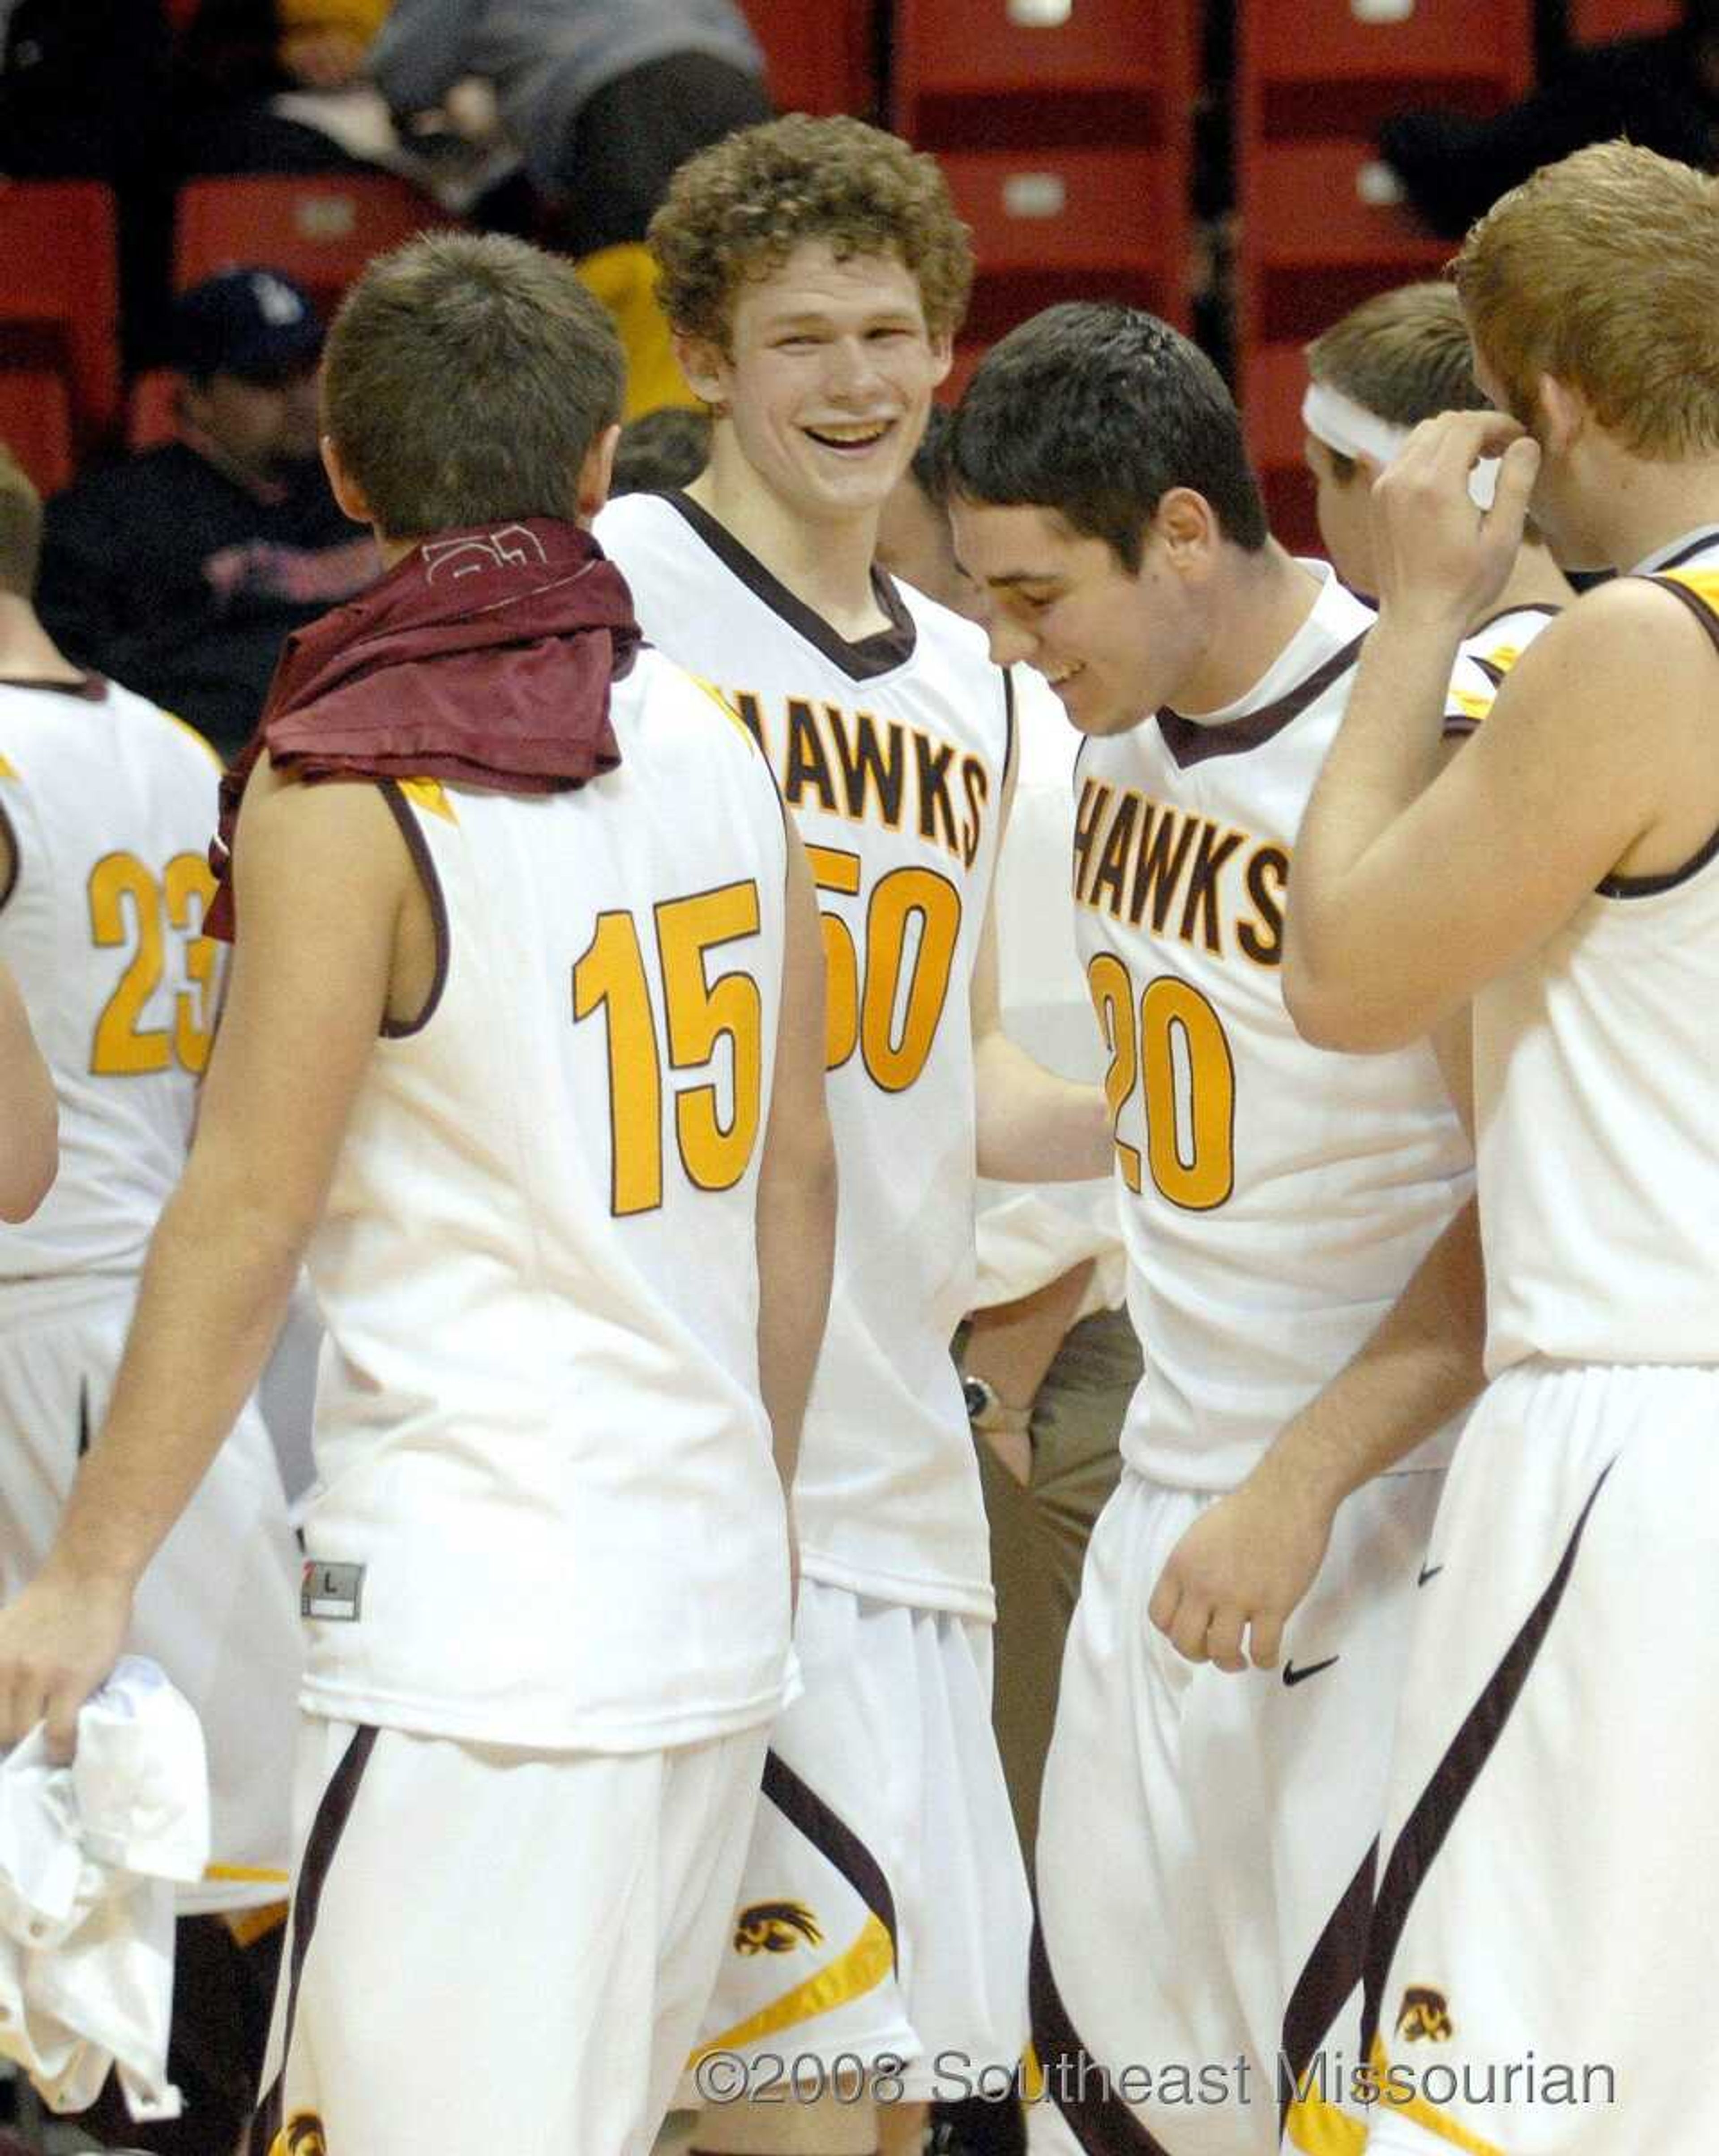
[969,1306,1140,1866]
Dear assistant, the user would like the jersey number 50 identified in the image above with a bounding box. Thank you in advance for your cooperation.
[807,845,962,1091]
[1088,954,1236,1211]
[572,881,763,1217]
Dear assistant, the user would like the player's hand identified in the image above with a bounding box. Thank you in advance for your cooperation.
[0,1569,132,1763]
[1146,1472,1336,1673]
[1368,410,1541,632]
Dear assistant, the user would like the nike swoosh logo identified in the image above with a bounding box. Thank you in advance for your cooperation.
[1418,1562,1445,1586]
[1282,1655,1339,1687]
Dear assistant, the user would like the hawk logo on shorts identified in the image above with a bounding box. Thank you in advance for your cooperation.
[269,2114,327,2156]
[734,1901,823,1955]
[1396,1987,1454,2042]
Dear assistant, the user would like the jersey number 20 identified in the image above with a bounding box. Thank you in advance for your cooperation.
[572,881,763,1217]
[1088,954,1236,1211]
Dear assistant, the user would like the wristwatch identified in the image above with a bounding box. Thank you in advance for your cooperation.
[963,1373,1032,1436]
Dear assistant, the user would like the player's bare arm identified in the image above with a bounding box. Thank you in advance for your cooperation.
[1149,1196,1485,1671]
[754,826,838,1513]
[1284,411,1719,1049]
[0,955,56,1222]
[971,898,1112,1181]
[0,757,422,1757]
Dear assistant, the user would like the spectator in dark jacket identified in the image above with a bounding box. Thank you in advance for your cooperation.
[37,270,378,762]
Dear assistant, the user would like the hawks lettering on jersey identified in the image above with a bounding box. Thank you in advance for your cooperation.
[730,692,993,868]
[1073,780,1288,967]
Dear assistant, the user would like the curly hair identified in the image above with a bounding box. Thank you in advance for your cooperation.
[649,115,973,349]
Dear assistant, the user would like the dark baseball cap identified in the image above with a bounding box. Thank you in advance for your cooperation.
[174,268,325,382]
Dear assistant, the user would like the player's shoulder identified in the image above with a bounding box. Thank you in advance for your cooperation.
[618,645,769,761]
[592,489,682,564]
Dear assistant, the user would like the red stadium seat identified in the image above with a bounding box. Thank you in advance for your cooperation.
[1567,0,1681,38]
[1242,0,1534,138]
[940,148,1191,339]
[0,181,120,441]
[173,174,453,318]
[0,371,74,499]
[1237,137,1448,354]
[894,0,1195,150]
[740,0,874,115]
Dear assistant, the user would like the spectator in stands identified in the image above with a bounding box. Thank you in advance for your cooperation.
[173,0,387,176]
[368,1,774,413]
[1380,0,1719,238]
[37,269,378,763]
[609,405,712,496]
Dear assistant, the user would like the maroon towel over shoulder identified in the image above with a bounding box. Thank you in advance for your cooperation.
[207,518,640,940]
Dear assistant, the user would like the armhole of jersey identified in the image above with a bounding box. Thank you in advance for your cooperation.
[378,781,450,1038]
[1598,575,1719,897]
[0,793,18,913]
[1002,666,1019,800]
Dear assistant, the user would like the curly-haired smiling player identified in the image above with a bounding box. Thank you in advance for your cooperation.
[599,116,1112,2156]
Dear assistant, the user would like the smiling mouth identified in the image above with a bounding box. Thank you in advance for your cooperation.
[803,421,894,451]
[1043,663,1085,690]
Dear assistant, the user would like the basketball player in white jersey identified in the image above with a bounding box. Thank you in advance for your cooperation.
[598,116,1111,2156]
[1284,140,1719,2156]
[0,231,836,2156]
[1302,280,1573,686]
[0,440,302,2149]
[946,301,1501,2156]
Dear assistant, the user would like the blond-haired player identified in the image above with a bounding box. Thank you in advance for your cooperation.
[598,116,1112,2156]
[0,440,303,2145]
[1286,141,1719,2156]
[1303,281,1573,682]
[0,233,836,2156]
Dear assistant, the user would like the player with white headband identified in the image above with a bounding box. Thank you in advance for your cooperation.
[1303,282,1571,695]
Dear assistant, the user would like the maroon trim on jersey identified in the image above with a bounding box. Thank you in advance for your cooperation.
[1278,1845,1377,2137]
[0,795,17,913]
[249,1722,379,2156]
[1359,1460,1615,2070]
[761,1748,898,1968]
[665,490,918,681]
[1153,632,1368,770]
[378,781,450,1038]
[1651,527,1719,574]
[1030,1918,1170,2154]
[1599,576,1719,898]
[0,671,107,701]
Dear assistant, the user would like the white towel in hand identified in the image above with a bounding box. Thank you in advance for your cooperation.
[0,1656,210,2122]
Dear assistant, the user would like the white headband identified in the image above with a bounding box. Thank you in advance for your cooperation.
[1301,379,1499,510]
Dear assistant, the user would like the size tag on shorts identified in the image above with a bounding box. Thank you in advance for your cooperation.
[302,1560,365,1622]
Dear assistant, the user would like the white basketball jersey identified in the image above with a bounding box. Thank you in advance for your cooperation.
[0,677,222,1282]
[597,492,1011,1619]
[300,650,796,1751]
[1445,601,1562,740]
[1074,567,1475,1492]
[1477,538,1719,1373]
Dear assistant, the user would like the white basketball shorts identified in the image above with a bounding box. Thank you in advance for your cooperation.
[253,1713,770,2156]
[1030,1464,1443,2156]
[1364,1361,1719,2156]
[685,1578,1031,2108]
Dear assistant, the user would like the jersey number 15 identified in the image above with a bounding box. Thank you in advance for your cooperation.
[572,880,763,1218]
